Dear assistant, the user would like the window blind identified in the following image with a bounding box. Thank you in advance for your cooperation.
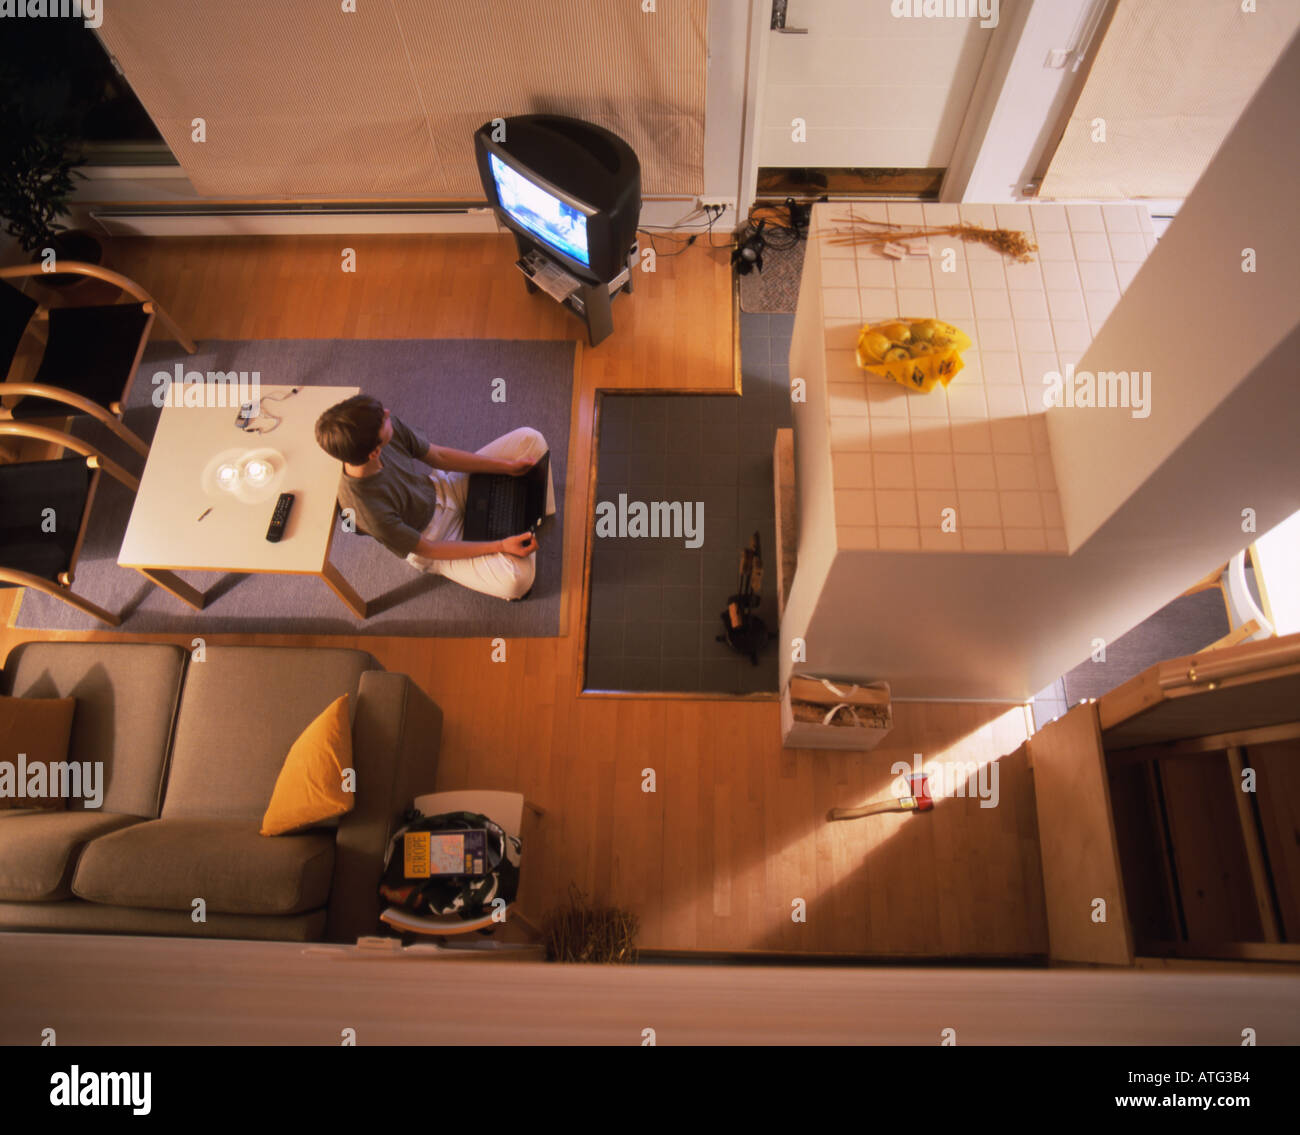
[96,0,708,199]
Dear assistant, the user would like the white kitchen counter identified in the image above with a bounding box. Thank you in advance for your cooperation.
[796,201,1156,555]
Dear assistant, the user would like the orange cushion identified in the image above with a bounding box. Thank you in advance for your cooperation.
[0,695,78,812]
[260,695,355,836]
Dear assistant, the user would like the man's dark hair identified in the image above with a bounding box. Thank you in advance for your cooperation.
[315,394,386,465]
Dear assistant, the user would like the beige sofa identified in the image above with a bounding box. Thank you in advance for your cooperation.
[0,641,441,942]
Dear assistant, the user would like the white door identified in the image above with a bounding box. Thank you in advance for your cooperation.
[757,0,997,171]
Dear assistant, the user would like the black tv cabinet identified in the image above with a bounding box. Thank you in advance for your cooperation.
[512,233,636,347]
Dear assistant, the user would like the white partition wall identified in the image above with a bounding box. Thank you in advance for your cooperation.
[1047,28,1300,552]
[782,34,1300,700]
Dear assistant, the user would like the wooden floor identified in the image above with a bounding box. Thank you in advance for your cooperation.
[8,934,1300,1046]
[0,234,1047,957]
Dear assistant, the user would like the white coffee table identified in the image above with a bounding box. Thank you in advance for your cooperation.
[118,384,367,618]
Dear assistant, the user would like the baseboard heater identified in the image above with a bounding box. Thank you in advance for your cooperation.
[88,203,504,238]
[87,196,699,238]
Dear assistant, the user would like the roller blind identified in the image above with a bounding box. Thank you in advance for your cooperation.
[96,0,708,198]
[1039,0,1299,200]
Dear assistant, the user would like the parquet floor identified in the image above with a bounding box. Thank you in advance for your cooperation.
[1,233,1047,956]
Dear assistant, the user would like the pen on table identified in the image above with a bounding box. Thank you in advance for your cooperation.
[196,507,213,523]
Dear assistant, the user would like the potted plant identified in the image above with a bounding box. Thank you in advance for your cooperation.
[0,24,102,284]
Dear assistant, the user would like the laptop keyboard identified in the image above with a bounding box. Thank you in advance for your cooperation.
[486,478,524,536]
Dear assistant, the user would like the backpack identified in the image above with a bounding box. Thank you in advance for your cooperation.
[380,810,521,920]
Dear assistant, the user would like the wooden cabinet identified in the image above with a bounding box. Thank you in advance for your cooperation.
[1029,705,1134,965]
[1030,632,1300,965]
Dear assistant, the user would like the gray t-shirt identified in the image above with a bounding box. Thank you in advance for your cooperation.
[337,416,439,557]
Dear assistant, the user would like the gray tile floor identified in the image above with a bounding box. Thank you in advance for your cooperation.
[585,312,794,693]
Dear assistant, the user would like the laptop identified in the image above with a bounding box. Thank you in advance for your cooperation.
[463,451,549,541]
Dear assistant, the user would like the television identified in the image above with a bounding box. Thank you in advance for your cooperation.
[474,115,641,285]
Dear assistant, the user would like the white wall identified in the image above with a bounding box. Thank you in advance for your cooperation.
[700,0,754,226]
[1039,0,1300,200]
[1048,29,1300,550]
[780,229,837,695]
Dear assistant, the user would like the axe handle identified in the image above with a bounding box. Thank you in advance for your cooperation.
[828,797,915,822]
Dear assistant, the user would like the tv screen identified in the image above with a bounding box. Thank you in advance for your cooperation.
[489,152,590,268]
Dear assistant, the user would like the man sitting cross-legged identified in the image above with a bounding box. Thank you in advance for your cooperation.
[314,394,554,601]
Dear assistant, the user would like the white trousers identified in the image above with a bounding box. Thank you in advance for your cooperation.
[405,426,555,601]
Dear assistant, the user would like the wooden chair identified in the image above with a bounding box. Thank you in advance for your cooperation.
[379,790,546,940]
[1182,551,1274,651]
[0,261,197,459]
[0,420,141,627]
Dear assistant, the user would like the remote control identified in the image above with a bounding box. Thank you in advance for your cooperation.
[266,492,295,543]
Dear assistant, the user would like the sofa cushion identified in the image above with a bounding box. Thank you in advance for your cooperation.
[161,646,374,822]
[0,900,328,941]
[0,811,142,901]
[0,695,78,812]
[261,695,355,836]
[0,642,186,816]
[72,818,335,916]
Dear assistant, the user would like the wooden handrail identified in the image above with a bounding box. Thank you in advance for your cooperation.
[0,382,150,458]
[0,260,197,353]
[1161,633,1300,690]
[0,421,140,492]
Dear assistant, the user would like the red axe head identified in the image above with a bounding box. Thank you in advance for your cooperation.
[906,773,933,812]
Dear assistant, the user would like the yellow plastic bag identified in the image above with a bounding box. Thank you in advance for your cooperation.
[855,318,972,394]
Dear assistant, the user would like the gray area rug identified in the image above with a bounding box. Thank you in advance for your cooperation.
[1059,589,1232,705]
[1034,576,1264,729]
[738,238,807,314]
[14,338,574,637]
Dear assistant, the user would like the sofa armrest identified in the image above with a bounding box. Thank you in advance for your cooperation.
[326,671,442,943]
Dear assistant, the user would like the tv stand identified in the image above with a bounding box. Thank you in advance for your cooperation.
[513,236,636,347]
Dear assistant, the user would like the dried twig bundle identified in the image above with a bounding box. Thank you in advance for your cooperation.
[826,218,1037,263]
[791,700,890,728]
[542,884,640,964]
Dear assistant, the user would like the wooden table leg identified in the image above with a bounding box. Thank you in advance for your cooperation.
[321,557,368,619]
[137,568,206,610]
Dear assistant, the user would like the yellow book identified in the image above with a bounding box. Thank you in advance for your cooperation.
[403,830,431,878]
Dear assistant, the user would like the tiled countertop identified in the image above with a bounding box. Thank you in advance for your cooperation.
[805,201,1156,554]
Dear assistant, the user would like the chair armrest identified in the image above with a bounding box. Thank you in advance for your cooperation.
[0,421,139,491]
[0,262,197,353]
[326,670,443,943]
[1,383,151,458]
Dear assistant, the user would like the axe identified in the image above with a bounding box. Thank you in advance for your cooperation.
[827,774,932,822]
